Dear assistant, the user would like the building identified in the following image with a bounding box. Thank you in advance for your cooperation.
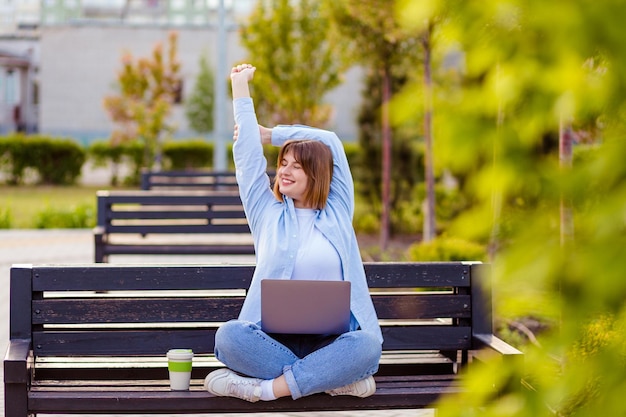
[0,0,361,144]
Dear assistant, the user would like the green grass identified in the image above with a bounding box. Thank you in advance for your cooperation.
[0,185,108,228]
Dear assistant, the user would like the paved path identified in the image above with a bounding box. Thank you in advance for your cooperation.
[0,229,433,416]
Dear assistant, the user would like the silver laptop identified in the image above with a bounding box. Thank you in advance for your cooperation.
[261,279,351,335]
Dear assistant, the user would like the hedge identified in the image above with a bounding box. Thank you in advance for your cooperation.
[0,134,86,185]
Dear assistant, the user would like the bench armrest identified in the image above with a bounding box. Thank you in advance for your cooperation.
[4,338,31,383]
[473,333,523,356]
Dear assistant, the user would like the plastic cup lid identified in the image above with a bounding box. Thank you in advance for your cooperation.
[167,349,194,360]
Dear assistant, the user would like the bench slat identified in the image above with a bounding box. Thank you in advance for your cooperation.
[98,243,256,255]
[32,351,455,381]
[381,326,471,350]
[29,375,462,413]
[32,265,256,291]
[32,294,470,324]
[109,210,246,220]
[364,262,471,287]
[98,191,243,204]
[372,294,471,319]
[33,326,470,356]
[33,329,218,356]
[31,264,471,291]
[32,298,245,324]
[104,224,251,234]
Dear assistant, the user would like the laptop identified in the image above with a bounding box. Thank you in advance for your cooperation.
[261,279,351,335]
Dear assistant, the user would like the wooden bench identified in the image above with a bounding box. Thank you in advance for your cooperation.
[141,170,240,191]
[4,262,522,416]
[94,190,254,263]
[141,170,276,191]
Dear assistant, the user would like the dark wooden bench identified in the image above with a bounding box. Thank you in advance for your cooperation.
[141,170,276,191]
[94,190,254,263]
[141,170,240,191]
[4,262,522,416]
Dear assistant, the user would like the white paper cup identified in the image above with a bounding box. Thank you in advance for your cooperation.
[167,349,194,390]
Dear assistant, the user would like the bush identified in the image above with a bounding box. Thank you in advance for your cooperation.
[88,140,144,185]
[163,140,212,169]
[0,134,86,185]
[408,236,487,262]
[34,203,95,229]
[353,207,381,235]
[0,206,12,228]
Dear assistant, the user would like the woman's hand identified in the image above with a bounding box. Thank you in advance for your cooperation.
[230,63,256,82]
[259,125,272,145]
[231,63,256,99]
[233,124,272,145]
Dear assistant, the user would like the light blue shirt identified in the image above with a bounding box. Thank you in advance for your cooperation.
[232,97,383,343]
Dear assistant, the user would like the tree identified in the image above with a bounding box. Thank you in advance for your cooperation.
[394,1,626,416]
[239,0,344,127]
[355,60,424,235]
[326,0,421,249]
[103,31,181,170]
[185,53,215,134]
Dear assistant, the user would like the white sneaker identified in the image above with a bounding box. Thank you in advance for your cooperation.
[326,375,376,398]
[204,368,263,403]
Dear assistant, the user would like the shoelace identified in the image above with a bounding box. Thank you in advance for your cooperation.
[227,378,262,402]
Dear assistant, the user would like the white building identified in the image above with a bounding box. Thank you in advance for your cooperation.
[0,0,361,144]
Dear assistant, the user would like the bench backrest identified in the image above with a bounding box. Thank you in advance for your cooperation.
[141,170,277,191]
[96,190,250,234]
[11,262,491,359]
[141,170,240,191]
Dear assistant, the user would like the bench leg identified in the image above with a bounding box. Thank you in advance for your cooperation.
[94,231,107,263]
[5,382,28,417]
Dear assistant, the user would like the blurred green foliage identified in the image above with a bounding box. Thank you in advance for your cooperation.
[185,53,215,134]
[34,203,95,229]
[0,206,12,228]
[88,139,144,186]
[408,236,487,262]
[162,140,213,170]
[0,134,85,185]
[390,0,626,415]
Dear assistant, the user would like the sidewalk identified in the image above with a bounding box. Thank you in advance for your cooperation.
[0,229,433,417]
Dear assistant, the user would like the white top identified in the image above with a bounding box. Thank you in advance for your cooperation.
[291,208,342,281]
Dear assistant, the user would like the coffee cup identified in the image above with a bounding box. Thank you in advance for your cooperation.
[167,349,194,390]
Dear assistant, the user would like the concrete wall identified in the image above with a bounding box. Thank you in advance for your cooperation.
[38,25,362,144]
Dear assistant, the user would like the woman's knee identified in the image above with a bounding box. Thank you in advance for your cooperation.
[340,331,382,363]
[215,320,258,351]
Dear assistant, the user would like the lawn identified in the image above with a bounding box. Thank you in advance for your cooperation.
[0,185,108,228]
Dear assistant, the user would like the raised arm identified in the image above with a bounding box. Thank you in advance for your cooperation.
[231,64,276,229]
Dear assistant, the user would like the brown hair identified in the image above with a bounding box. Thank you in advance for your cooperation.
[273,140,333,209]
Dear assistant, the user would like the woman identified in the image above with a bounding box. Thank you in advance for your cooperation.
[204,64,382,402]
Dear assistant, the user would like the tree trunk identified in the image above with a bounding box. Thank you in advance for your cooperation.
[380,65,392,251]
[559,118,574,245]
[422,25,436,242]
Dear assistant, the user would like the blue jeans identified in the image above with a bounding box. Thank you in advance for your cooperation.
[214,320,382,399]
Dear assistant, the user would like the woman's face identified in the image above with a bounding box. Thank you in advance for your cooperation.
[277,150,310,207]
